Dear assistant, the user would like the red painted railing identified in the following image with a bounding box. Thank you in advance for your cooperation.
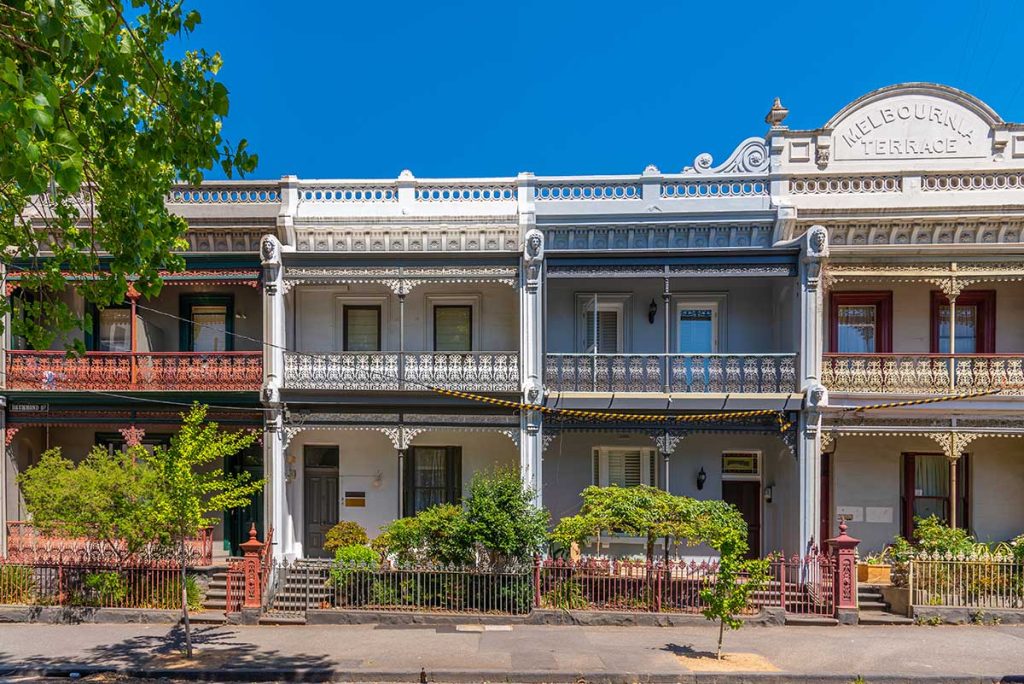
[6,350,262,391]
[537,553,836,616]
[0,558,189,608]
[5,521,214,567]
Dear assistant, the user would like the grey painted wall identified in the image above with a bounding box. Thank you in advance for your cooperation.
[546,277,797,354]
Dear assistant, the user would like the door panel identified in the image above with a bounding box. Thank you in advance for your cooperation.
[722,481,761,559]
[304,468,339,558]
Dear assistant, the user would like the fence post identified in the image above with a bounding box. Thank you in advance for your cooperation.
[533,555,541,609]
[239,523,265,621]
[655,563,663,613]
[779,556,787,613]
[826,520,860,625]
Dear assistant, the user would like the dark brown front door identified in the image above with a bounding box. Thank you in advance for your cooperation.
[304,446,340,558]
[722,481,761,559]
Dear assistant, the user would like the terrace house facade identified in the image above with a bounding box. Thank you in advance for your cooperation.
[2,83,1022,561]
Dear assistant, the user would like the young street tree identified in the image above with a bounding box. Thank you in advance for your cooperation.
[0,0,255,350]
[146,404,262,658]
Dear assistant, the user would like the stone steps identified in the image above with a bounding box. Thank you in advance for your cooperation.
[857,584,912,625]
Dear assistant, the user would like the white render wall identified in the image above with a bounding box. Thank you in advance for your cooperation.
[292,283,518,353]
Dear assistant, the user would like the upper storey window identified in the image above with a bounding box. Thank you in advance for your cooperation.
[584,304,622,354]
[97,307,132,352]
[343,305,382,352]
[931,291,995,354]
[434,305,472,352]
[677,303,718,353]
[182,295,233,352]
[829,292,892,353]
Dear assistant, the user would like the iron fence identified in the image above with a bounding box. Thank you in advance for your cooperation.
[0,559,191,609]
[909,553,1024,609]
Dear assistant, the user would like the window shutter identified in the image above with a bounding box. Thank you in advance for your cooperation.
[447,447,463,504]
[646,450,657,487]
[623,452,642,487]
[592,449,600,485]
[584,309,620,353]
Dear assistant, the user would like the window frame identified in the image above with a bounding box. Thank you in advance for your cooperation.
[829,291,893,354]
[432,305,474,352]
[342,304,382,352]
[591,446,657,488]
[180,294,234,352]
[87,302,132,352]
[425,295,480,352]
[901,452,970,537]
[720,450,762,482]
[929,290,995,354]
[674,298,722,354]
[575,293,631,353]
[404,445,462,516]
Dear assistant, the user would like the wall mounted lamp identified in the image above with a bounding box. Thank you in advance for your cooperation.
[696,467,707,491]
[648,298,657,324]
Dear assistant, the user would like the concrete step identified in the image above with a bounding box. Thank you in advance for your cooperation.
[260,614,307,625]
[202,599,227,610]
[859,613,914,626]
[785,615,839,626]
[190,611,227,624]
[858,600,890,611]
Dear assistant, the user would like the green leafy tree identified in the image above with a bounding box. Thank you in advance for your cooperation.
[690,500,769,660]
[551,485,675,562]
[18,445,166,566]
[143,403,261,657]
[463,467,549,568]
[0,0,256,350]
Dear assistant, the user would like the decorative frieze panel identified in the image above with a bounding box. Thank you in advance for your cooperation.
[922,172,1024,192]
[183,228,264,252]
[281,412,519,451]
[546,262,795,279]
[168,185,281,204]
[822,354,1024,395]
[788,176,902,194]
[789,221,1024,246]
[283,352,520,392]
[535,181,642,201]
[294,225,519,252]
[544,353,797,393]
[282,265,518,293]
[660,178,767,198]
[542,223,775,251]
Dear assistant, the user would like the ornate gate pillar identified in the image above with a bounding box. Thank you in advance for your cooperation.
[827,520,860,625]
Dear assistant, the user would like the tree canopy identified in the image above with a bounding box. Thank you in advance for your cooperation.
[0,0,255,350]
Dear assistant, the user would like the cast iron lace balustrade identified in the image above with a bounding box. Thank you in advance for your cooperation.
[544,354,797,393]
[821,354,1024,394]
[283,352,520,392]
[6,351,262,391]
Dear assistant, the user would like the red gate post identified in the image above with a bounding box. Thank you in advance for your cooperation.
[826,520,860,625]
[239,524,265,622]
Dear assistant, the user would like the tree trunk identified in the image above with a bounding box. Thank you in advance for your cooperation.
[180,538,192,658]
[716,617,724,660]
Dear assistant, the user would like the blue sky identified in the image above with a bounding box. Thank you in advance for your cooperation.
[182,0,1022,180]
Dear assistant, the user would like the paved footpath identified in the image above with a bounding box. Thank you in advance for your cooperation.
[0,622,1023,682]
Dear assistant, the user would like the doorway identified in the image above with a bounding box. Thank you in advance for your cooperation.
[303,445,339,558]
[225,445,264,556]
[720,450,762,559]
[722,481,762,559]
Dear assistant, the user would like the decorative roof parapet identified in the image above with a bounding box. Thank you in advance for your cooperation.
[684,137,770,176]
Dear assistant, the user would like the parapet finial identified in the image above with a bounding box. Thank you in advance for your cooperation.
[765,97,789,129]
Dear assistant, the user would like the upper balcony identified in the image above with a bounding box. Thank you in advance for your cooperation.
[821,261,1024,397]
[542,257,801,404]
[282,274,519,394]
[5,278,263,393]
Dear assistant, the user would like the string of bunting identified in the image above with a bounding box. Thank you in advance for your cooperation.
[849,388,1001,411]
[430,386,792,431]
[429,386,1005,433]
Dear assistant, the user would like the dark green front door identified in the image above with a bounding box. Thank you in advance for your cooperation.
[225,446,264,556]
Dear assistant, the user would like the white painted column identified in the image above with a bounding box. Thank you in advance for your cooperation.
[797,226,829,556]
[260,234,290,558]
[518,173,543,505]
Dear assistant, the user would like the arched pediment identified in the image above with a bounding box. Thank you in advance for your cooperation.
[823,82,1001,162]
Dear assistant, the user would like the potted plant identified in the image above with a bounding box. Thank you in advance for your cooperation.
[857,552,892,584]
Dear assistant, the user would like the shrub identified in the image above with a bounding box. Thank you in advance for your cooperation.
[153,575,202,611]
[77,571,128,607]
[323,521,370,553]
[912,515,975,555]
[376,504,473,566]
[0,565,35,604]
[464,467,549,568]
[329,544,380,604]
[543,578,587,609]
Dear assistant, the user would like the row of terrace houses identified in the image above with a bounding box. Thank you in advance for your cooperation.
[2,83,1023,561]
